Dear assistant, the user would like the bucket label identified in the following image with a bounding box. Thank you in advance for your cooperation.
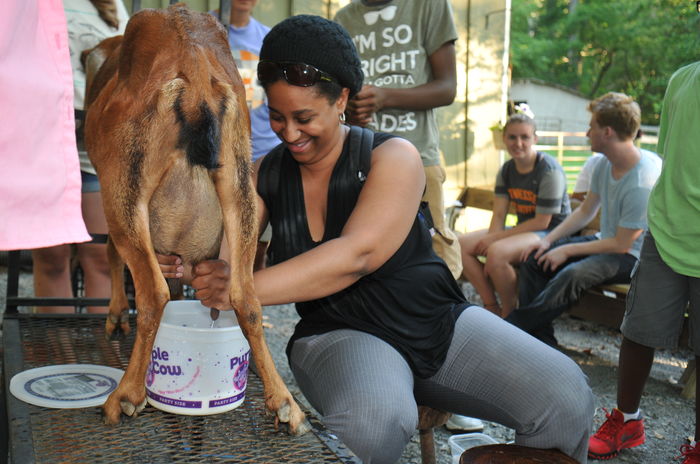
[230,351,250,391]
[146,390,202,409]
[146,347,189,387]
[208,391,246,408]
[24,372,118,402]
[146,343,251,411]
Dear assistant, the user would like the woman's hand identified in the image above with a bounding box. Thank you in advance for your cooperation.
[191,260,234,311]
[156,253,184,279]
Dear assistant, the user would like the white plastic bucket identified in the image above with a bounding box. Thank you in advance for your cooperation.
[145,300,251,415]
[448,432,499,464]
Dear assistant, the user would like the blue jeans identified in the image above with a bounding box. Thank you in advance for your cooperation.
[507,235,637,340]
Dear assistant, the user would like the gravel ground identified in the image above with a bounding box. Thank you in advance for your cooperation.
[0,265,695,463]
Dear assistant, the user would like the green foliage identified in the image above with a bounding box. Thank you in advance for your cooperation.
[511,0,700,124]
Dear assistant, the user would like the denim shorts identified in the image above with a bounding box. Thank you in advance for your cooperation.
[505,226,547,239]
[81,171,101,193]
[621,231,700,353]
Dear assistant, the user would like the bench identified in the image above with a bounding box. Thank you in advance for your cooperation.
[447,186,618,304]
[447,186,695,398]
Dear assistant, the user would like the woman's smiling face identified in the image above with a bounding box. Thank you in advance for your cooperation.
[266,80,348,163]
[503,122,537,161]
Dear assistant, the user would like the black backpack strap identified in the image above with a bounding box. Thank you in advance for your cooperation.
[257,143,285,210]
[418,201,436,235]
[346,125,374,185]
[356,126,373,183]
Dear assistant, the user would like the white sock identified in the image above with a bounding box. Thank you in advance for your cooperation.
[621,409,640,422]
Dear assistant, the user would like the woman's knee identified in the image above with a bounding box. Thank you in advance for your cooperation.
[516,359,593,461]
[540,359,594,436]
[326,398,417,464]
[32,246,70,276]
[77,244,110,274]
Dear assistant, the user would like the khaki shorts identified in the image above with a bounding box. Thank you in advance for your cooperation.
[423,164,462,280]
[621,232,700,353]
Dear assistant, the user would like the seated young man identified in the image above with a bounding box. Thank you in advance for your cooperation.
[506,92,661,346]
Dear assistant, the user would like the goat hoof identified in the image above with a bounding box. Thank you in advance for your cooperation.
[277,401,291,422]
[293,419,312,436]
[104,321,129,341]
[274,401,309,436]
[120,398,146,417]
[121,400,136,416]
[136,397,147,413]
[276,417,311,436]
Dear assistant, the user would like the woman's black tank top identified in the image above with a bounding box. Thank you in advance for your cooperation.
[257,126,470,378]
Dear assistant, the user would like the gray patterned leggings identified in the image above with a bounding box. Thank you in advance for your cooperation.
[289,306,593,464]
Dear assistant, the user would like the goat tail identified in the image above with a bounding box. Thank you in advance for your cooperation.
[157,76,226,170]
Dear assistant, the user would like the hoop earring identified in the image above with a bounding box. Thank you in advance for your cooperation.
[339,112,347,124]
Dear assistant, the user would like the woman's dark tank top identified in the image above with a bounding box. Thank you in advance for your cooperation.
[257,126,470,378]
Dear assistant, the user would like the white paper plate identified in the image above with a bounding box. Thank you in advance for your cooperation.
[10,364,124,409]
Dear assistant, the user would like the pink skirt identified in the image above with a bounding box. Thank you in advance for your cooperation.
[0,0,90,250]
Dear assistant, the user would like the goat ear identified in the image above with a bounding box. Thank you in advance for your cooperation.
[82,36,123,109]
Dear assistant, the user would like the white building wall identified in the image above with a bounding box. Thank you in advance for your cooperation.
[510,79,590,133]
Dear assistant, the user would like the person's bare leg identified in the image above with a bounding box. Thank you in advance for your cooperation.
[458,230,500,314]
[77,191,111,314]
[487,263,518,317]
[32,245,73,313]
[484,232,542,318]
[617,337,655,414]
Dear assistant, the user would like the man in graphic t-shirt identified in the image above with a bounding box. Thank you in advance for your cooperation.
[335,0,463,281]
[336,0,485,435]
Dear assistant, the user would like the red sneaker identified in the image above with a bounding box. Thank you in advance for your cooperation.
[588,408,645,460]
[678,443,700,463]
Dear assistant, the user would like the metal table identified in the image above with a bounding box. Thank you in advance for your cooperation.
[1,313,360,464]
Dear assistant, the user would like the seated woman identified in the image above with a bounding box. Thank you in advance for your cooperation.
[160,15,592,464]
[458,115,570,317]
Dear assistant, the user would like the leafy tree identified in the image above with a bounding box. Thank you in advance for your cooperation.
[511,0,700,124]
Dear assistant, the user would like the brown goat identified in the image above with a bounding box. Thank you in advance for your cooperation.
[84,4,308,434]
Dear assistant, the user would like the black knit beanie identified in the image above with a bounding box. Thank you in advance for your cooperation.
[259,15,364,97]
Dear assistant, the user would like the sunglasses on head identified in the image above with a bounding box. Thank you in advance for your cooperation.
[257,61,336,87]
